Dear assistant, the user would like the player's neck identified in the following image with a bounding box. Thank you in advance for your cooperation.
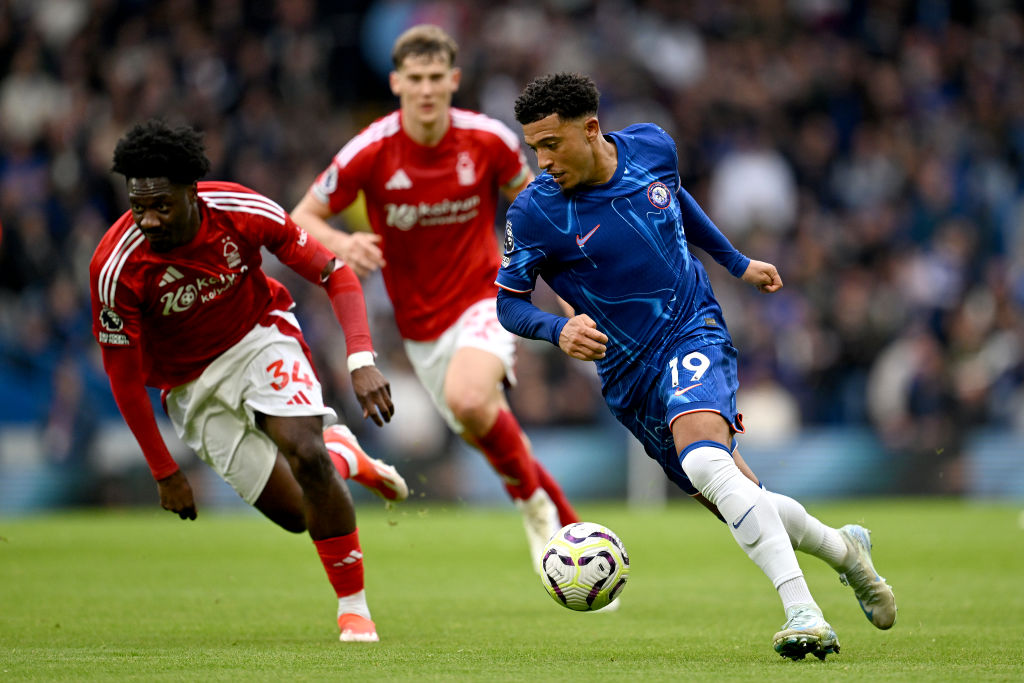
[591,136,619,186]
[177,204,203,248]
[402,111,450,147]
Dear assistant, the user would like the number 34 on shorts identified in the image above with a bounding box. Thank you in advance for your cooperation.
[266,359,315,391]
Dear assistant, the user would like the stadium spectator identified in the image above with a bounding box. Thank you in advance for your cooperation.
[0,1,1021,498]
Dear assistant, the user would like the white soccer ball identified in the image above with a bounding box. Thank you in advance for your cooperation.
[540,522,630,611]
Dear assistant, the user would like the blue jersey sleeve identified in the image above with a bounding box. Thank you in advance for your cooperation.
[495,190,569,346]
[495,197,544,293]
[677,187,750,278]
[496,288,567,346]
[491,187,573,348]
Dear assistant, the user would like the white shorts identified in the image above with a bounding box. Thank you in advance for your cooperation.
[403,298,517,434]
[165,312,336,504]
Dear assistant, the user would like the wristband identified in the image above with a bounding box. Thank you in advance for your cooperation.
[347,351,376,372]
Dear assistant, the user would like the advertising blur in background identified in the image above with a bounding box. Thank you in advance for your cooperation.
[1,0,1022,513]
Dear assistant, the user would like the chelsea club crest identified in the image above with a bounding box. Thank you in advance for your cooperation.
[647,182,671,209]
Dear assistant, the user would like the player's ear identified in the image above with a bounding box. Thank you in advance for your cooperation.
[450,66,461,92]
[389,70,401,96]
[584,116,601,141]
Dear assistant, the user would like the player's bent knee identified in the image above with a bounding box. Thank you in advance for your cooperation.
[680,441,765,538]
[446,392,496,433]
[284,442,334,488]
[679,440,735,493]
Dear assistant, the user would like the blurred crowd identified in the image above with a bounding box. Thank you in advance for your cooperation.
[2,0,1023,494]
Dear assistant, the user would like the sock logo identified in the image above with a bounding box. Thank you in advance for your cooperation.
[732,505,755,529]
[332,550,363,567]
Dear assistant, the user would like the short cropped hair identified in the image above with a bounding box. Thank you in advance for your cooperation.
[111,120,211,184]
[514,73,600,125]
[392,24,457,69]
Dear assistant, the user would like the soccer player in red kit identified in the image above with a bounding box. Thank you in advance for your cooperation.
[291,24,579,572]
[90,120,407,643]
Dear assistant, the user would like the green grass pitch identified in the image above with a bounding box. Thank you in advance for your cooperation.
[2,499,1023,681]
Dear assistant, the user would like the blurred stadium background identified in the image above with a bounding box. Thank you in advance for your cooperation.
[1,0,1022,514]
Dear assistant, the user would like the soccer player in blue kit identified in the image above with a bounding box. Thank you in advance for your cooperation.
[496,73,897,660]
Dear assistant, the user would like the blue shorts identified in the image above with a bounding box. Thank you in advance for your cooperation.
[612,341,744,495]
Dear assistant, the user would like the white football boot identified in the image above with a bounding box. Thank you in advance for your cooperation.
[338,613,379,643]
[324,424,408,502]
[838,524,897,629]
[773,603,840,660]
[516,488,560,575]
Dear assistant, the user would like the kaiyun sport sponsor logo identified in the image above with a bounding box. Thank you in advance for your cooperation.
[384,195,481,230]
[159,270,247,315]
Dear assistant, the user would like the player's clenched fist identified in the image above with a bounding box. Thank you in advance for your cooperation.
[741,259,783,293]
[559,314,608,361]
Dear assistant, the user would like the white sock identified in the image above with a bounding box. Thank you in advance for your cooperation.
[765,491,849,570]
[777,577,816,612]
[337,589,371,620]
[681,443,804,589]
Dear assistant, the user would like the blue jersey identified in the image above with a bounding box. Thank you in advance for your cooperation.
[496,123,748,412]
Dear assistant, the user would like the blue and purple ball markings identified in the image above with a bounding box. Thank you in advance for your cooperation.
[578,550,616,607]
[540,522,630,611]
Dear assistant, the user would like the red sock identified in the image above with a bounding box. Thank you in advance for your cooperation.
[313,530,364,598]
[476,410,539,500]
[534,460,579,525]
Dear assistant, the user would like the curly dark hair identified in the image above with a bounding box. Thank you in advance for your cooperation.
[514,72,600,125]
[111,120,211,184]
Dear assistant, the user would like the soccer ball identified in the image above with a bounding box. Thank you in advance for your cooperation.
[540,522,630,611]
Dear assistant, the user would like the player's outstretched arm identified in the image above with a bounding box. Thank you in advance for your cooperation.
[100,345,197,519]
[316,261,395,426]
[292,191,385,278]
[270,227,394,425]
[740,259,784,294]
[677,187,751,278]
[558,315,608,361]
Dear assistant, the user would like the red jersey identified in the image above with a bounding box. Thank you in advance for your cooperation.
[311,108,529,341]
[89,181,338,390]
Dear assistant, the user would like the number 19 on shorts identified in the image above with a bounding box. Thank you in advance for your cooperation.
[669,352,710,389]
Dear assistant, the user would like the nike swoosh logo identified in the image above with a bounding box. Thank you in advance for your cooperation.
[732,505,755,529]
[576,224,600,247]
[674,383,702,396]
